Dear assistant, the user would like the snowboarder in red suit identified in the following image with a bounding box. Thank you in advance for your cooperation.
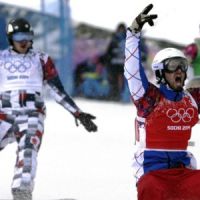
[124,4,200,200]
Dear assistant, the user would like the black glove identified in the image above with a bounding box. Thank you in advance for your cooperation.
[75,112,97,132]
[130,4,157,33]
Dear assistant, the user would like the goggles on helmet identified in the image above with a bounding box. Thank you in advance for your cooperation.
[12,32,33,42]
[164,57,188,73]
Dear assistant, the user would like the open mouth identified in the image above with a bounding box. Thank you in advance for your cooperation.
[20,44,27,49]
[175,77,182,82]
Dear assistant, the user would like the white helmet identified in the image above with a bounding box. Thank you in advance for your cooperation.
[152,48,187,71]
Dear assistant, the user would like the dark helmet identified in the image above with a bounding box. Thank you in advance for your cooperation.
[6,18,34,44]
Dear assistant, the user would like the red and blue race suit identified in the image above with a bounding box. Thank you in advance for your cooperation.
[124,29,200,183]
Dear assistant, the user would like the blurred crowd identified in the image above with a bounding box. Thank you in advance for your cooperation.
[73,22,200,102]
[73,23,149,103]
[183,36,200,88]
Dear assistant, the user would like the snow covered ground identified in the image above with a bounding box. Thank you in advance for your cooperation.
[1,98,200,200]
[0,98,137,200]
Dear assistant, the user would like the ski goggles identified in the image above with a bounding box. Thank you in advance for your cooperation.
[12,32,33,42]
[164,57,188,73]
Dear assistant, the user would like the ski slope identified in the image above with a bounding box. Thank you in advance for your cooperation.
[0,98,200,200]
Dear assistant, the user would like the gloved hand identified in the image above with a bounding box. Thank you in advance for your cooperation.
[75,112,97,132]
[130,4,157,33]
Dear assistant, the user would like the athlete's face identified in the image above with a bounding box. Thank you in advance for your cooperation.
[164,68,186,91]
[163,57,188,91]
[164,57,188,91]
[12,40,32,54]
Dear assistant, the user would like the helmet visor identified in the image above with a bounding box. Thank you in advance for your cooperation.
[164,57,188,73]
[12,32,33,42]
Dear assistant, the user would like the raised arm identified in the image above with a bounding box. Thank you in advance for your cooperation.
[124,4,157,101]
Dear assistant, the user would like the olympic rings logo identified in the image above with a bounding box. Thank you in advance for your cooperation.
[4,60,31,73]
[166,108,194,123]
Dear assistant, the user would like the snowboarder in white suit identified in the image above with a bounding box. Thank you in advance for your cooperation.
[124,4,200,200]
[0,18,97,200]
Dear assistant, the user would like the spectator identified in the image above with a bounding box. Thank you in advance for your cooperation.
[105,22,127,101]
[79,56,109,99]
[184,38,200,76]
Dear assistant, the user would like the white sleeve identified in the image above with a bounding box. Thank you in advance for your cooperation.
[124,30,148,101]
